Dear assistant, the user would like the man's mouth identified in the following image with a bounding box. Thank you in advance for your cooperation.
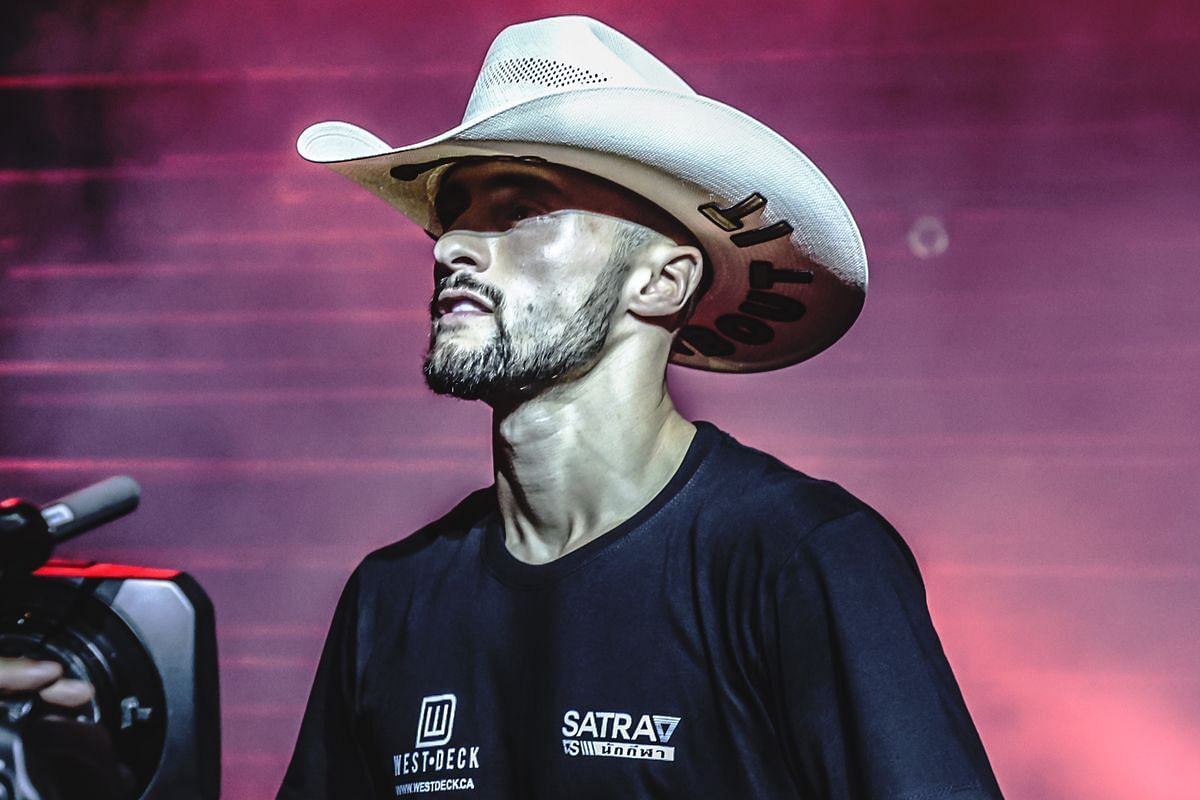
[435,289,495,320]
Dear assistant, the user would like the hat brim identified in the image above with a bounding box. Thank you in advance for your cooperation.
[298,86,866,373]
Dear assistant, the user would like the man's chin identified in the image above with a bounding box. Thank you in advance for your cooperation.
[423,361,542,406]
[424,343,502,402]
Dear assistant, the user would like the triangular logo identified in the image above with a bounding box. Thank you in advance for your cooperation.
[651,715,681,743]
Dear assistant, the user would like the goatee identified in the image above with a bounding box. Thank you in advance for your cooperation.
[423,271,622,404]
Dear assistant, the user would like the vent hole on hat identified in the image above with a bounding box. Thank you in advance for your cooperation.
[480,57,610,90]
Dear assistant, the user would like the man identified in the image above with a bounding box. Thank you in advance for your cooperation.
[280,16,1003,799]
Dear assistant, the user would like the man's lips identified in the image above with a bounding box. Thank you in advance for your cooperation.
[435,289,495,319]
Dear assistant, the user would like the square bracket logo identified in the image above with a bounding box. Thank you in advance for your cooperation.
[415,694,457,748]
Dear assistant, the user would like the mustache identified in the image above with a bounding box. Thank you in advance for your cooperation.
[429,272,505,319]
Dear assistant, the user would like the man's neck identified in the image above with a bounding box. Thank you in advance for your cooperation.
[490,347,695,565]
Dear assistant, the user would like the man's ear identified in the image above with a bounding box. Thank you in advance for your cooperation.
[627,244,704,319]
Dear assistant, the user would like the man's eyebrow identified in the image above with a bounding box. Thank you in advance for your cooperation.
[489,172,566,199]
[442,170,566,200]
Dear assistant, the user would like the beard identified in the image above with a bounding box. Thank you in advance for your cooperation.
[423,265,625,404]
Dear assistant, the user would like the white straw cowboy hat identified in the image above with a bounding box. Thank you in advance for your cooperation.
[298,15,866,373]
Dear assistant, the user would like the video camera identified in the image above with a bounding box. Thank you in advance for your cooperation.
[0,477,220,800]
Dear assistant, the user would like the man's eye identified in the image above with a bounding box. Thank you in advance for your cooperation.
[508,203,554,225]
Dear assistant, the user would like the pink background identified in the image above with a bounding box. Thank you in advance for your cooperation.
[2,1,1197,797]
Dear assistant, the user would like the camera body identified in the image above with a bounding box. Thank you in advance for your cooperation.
[0,561,220,800]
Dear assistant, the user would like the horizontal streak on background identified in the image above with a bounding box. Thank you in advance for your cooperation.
[804,116,1196,146]
[0,62,466,89]
[719,430,1197,452]
[1,33,1195,89]
[4,259,402,280]
[223,703,312,719]
[223,752,289,768]
[678,34,1200,64]
[11,385,424,407]
[0,455,480,477]
[0,358,225,375]
[926,562,1199,579]
[983,668,1200,685]
[221,623,327,639]
[219,654,315,670]
[0,307,423,329]
[0,156,292,184]
[0,356,408,376]
[773,452,1196,470]
[162,227,421,247]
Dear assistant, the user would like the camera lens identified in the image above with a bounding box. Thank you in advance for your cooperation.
[0,578,167,797]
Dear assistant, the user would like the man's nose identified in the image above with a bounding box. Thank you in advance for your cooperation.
[433,229,491,276]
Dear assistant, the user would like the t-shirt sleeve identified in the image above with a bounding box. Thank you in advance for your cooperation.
[767,509,1003,799]
[277,569,377,800]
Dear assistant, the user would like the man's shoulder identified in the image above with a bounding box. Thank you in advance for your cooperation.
[692,423,905,566]
[697,422,870,528]
[357,486,496,572]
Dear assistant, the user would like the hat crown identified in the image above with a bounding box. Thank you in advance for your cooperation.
[462,16,695,125]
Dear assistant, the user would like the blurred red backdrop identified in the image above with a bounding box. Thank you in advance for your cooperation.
[2,1,1198,797]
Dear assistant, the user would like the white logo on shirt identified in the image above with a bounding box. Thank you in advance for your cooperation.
[393,693,482,793]
[416,694,457,748]
[561,709,682,762]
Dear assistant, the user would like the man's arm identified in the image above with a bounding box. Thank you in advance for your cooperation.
[277,570,377,800]
[766,509,1004,799]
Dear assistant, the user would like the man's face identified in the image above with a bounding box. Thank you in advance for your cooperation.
[422,160,669,404]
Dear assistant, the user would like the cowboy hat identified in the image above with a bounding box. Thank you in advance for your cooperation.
[297,15,866,373]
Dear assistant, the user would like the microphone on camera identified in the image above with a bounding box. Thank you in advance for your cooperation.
[0,476,141,579]
[38,475,141,543]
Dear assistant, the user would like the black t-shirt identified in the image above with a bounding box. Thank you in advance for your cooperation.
[278,422,1002,799]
